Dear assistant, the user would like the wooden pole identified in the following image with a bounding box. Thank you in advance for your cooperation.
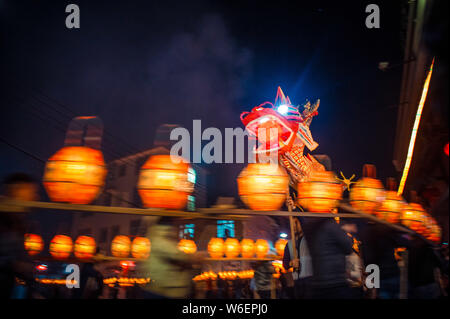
[287,190,299,275]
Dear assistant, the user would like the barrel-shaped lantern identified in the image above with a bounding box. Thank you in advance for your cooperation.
[255,239,270,258]
[240,239,255,258]
[43,146,107,204]
[224,238,241,258]
[401,203,427,233]
[50,235,73,260]
[375,191,405,224]
[24,234,44,256]
[131,237,151,259]
[428,220,442,243]
[297,171,343,213]
[111,235,131,258]
[350,177,385,214]
[275,238,288,257]
[207,238,224,258]
[74,236,96,259]
[138,155,194,210]
[237,163,288,211]
[178,239,197,254]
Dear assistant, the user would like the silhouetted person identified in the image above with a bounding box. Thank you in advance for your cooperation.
[0,173,38,299]
[408,237,445,299]
[73,262,104,299]
[360,222,410,299]
[302,218,355,299]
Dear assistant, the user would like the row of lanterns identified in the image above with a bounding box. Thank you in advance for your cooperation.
[207,238,287,259]
[24,234,152,260]
[193,270,255,281]
[237,163,441,244]
[42,117,194,209]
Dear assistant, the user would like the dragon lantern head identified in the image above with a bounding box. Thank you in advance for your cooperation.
[240,86,320,154]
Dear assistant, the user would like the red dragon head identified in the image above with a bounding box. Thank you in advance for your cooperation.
[240,87,319,154]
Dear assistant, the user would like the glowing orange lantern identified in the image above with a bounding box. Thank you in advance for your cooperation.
[255,239,270,258]
[224,238,241,258]
[349,165,385,214]
[49,235,73,260]
[178,239,197,254]
[237,163,288,211]
[401,203,427,233]
[240,239,255,258]
[43,146,107,204]
[131,237,151,259]
[275,238,288,257]
[207,238,224,258]
[429,220,442,243]
[297,170,343,213]
[375,191,406,223]
[111,235,131,258]
[24,234,44,256]
[74,236,96,259]
[138,155,194,209]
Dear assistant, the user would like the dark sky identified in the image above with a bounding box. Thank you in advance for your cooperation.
[1,0,405,204]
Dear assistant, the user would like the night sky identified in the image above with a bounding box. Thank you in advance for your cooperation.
[1,0,405,205]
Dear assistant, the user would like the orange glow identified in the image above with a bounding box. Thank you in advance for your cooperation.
[178,239,197,254]
[237,163,289,211]
[297,171,343,213]
[240,239,255,258]
[49,235,73,260]
[375,191,406,224]
[350,177,385,214]
[275,238,288,257]
[138,155,194,209]
[224,238,241,258]
[74,236,96,259]
[24,233,44,256]
[111,235,131,258]
[131,237,151,259]
[207,238,224,258]
[255,239,270,258]
[43,146,107,204]
[401,203,427,233]
[398,59,435,196]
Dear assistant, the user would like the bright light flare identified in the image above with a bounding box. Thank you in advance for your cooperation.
[398,58,435,196]
[277,104,289,115]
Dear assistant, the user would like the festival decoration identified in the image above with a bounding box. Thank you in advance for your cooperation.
[349,164,385,214]
[400,203,427,234]
[240,239,255,258]
[24,233,44,256]
[74,235,96,259]
[43,116,107,204]
[131,237,151,259]
[428,220,442,243]
[375,178,406,224]
[240,87,325,185]
[297,170,343,213]
[49,235,73,260]
[207,238,224,258]
[138,155,194,210]
[224,238,241,258]
[178,239,197,254]
[275,238,288,257]
[237,163,288,211]
[336,171,356,192]
[111,235,131,258]
[255,239,270,258]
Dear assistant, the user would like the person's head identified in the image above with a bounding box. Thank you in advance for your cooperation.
[340,219,358,234]
[3,173,39,201]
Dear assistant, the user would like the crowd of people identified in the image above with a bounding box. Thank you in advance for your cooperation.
[0,172,448,299]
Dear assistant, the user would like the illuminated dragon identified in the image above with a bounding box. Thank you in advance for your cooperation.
[240,87,325,188]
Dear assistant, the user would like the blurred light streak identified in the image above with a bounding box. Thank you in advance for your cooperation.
[397,58,435,196]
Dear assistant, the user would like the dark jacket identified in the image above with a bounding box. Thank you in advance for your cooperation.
[302,219,354,288]
[360,223,410,280]
[408,238,445,288]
